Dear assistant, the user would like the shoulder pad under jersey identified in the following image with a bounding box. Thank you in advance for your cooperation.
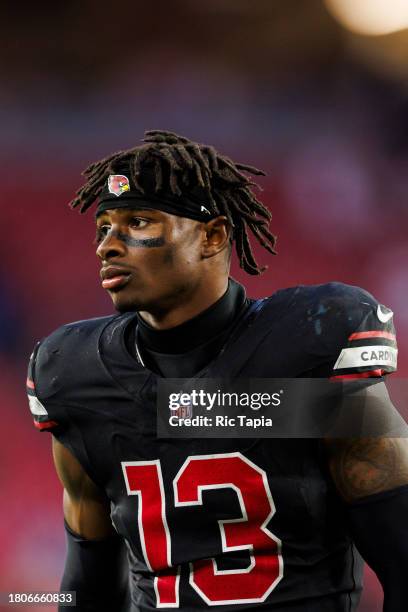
[26,315,118,431]
[270,282,397,379]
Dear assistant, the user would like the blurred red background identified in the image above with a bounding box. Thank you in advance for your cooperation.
[2,2,408,610]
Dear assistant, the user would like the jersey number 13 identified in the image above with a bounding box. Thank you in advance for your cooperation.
[122,452,283,607]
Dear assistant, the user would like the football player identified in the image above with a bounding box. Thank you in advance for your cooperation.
[27,130,408,611]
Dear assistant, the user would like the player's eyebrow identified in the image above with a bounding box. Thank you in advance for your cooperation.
[96,209,161,224]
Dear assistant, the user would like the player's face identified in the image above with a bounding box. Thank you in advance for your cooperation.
[96,208,204,313]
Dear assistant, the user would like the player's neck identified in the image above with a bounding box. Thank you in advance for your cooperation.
[136,278,246,354]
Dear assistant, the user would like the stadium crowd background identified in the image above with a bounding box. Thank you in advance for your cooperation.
[1,2,408,610]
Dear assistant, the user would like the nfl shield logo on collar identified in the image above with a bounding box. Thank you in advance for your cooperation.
[108,175,131,197]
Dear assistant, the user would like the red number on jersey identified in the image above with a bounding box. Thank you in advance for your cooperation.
[122,453,283,607]
[122,460,180,607]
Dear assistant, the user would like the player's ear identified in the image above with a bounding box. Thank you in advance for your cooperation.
[201,216,231,259]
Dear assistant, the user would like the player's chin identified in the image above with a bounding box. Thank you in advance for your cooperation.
[108,288,140,313]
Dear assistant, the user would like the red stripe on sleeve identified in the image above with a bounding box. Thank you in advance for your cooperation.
[330,369,384,381]
[33,419,58,430]
[348,331,396,341]
[26,378,35,389]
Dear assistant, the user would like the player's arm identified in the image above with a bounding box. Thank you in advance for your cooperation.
[324,436,408,502]
[317,286,408,609]
[52,437,115,538]
[325,433,408,611]
[52,437,129,611]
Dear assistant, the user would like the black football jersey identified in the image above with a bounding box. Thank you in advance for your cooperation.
[27,282,397,611]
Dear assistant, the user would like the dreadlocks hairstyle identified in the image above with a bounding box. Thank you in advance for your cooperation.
[70,130,277,275]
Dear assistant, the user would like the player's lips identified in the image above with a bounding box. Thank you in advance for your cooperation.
[100,266,132,290]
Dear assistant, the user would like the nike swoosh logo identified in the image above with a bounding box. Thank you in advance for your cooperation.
[377,304,393,323]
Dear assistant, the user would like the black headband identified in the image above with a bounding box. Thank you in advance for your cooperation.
[96,173,216,222]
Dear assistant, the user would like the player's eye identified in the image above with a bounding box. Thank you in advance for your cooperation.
[129,217,149,229]
[95,224,111,244]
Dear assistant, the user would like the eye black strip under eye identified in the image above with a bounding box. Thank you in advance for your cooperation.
[111,231,166,248]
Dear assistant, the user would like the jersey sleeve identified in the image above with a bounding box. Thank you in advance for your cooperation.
[330,292,397,381]
[27,341,62,432]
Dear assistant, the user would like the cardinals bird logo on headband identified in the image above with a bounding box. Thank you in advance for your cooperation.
[108,175,131,197]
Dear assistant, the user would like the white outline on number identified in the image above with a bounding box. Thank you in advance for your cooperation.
[173,452,284,606]
[121,460,180,608]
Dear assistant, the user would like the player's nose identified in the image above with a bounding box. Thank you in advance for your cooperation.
[96,230,127,260]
